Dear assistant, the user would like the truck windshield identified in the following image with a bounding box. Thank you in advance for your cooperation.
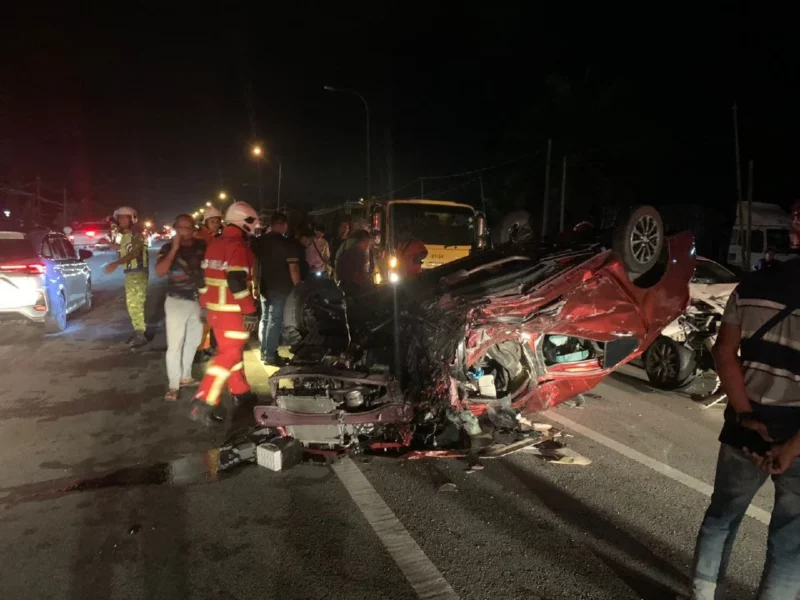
[767,228,792,253]
[390,203,475,247]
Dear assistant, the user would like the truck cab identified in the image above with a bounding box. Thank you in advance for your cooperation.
[728,202,796,270]
[370,199,486,282]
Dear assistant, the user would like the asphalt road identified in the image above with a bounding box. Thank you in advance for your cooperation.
[0,251,777,600]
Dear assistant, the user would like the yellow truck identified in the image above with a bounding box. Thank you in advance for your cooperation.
[309,198,486,283]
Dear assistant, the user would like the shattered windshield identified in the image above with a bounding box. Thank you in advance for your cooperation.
[390,203,475,247]
[693,260,737,284]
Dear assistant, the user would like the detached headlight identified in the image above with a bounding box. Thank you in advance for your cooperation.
[389,256,398,269]
[374,272,382,284]
[389,271,400,283]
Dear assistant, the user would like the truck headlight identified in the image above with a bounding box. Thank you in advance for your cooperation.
[374,272,382,284]
[389,256,398,269]
[389,271,400,283]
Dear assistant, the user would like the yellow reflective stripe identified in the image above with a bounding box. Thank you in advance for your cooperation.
[205,278,228,286]
[224,331,250,340]
[232,290,250,299]
[207,302,241,313]
[231,362,244,371]
[227,266,248,272]
[198,287,208,294]
[218,285,226,304]
[206,365,230,378]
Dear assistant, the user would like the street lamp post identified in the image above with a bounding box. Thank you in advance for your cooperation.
[324,85,370,201]
[251,145,264,211]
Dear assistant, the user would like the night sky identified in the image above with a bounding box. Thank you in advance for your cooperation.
[2,5,799,227]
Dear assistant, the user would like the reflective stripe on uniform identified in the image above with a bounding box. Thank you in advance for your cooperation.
[206,364,230,407]
[227,266,248,272]
[231,362,244,371]
[232,289,250,299]
[198,287,208,294]
[206,302,241,312]
[205,277,228,287]
[224,330,250,340]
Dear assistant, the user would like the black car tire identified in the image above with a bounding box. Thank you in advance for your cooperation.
[498,210,534,244]
[612,205,664,274]
[79,280,93,314]
[44,292,68,334]
[644,336,696,390]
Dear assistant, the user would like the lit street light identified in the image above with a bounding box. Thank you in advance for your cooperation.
[251,144,264,210]
[199,208,205,214]
[218,192,227,201]
[205,201,212,207]
[324,85,370,201]
[251,145,263,157]
[144,220,153,229]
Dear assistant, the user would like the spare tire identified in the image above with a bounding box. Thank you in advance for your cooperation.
[611,205,664,274]
[498,210,534,244]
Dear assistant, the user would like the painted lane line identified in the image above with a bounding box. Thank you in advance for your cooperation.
[544,411,772,526]
[332,456,460,600]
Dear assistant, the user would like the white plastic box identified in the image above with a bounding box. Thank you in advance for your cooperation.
[256,439,303,471]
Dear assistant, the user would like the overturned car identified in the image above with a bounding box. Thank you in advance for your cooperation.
[254,206,695,453]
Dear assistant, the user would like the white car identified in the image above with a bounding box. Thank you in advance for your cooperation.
[643,257,738,389]
[68,221,112,250]
[0,229,93,333]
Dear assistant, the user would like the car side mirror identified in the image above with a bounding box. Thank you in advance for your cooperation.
[78,249,93,260]
[475,213,487,249]
[63,226,73,235]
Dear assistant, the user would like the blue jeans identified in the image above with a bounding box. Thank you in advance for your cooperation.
[260,294,286,360]
[692,444,800,600]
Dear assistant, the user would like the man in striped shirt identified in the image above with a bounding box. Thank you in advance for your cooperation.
[691,259,800,600]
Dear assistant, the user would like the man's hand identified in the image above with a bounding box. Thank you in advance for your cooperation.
[764,445,794,475]
[104,261,119,275]
[740,415,773,442]
[171,235,181,251]
[743,446,768,469]
[243,313,259,333]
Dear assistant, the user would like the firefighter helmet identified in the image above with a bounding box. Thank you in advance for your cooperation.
[224,201,260,235]
[113,206,138,223]
[204,206,223,222]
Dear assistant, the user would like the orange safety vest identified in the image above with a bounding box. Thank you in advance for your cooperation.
[199,225,256,314]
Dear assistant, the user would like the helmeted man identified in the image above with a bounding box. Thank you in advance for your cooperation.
[189,201,260,426]
[105,206,149,347]
[196,206,222,246]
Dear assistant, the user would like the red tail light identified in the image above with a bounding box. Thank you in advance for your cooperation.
[86,231,96,237]
[0,262,46,275]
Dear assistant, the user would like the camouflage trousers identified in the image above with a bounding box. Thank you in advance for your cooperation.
[124,271,149,333]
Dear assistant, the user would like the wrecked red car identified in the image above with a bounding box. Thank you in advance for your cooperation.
[254,206,695,452]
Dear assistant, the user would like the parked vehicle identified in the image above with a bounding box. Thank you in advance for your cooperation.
[0,228,93,333]
[727,202,796,270]
[255,206,694,453]
[642,257,737,390]
[68,221,112,251]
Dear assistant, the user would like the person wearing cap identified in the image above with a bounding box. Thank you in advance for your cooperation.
[105,206,149,347]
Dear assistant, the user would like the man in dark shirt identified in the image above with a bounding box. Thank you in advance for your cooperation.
[336,229,372,296]
[251,212,301,366]
[330,221,350,269]
[691,259,800,599]
[155,214,207,400]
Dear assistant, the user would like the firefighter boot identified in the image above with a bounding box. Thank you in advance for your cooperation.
[189,399,224,426]
[232,391,258,408]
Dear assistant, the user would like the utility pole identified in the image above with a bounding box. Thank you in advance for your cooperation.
[559,156,568,232]
[479,174,487,214]
[63,187,68,229]
[746,159,754,270]
[733,103,745,270]
[420,178,425,199]
[277,160,282,212]
[541,138,552,237]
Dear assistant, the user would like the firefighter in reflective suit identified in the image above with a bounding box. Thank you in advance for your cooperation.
[189,202,261,426]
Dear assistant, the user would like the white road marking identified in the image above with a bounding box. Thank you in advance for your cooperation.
[544,411,773,526]
[332,456,460,600]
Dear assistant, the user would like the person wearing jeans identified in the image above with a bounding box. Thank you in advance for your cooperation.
[251,212,300,366]
[155,214,208,401]
[691,259,800,600]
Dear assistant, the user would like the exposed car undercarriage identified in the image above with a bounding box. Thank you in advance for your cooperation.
[254,207,695,455]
